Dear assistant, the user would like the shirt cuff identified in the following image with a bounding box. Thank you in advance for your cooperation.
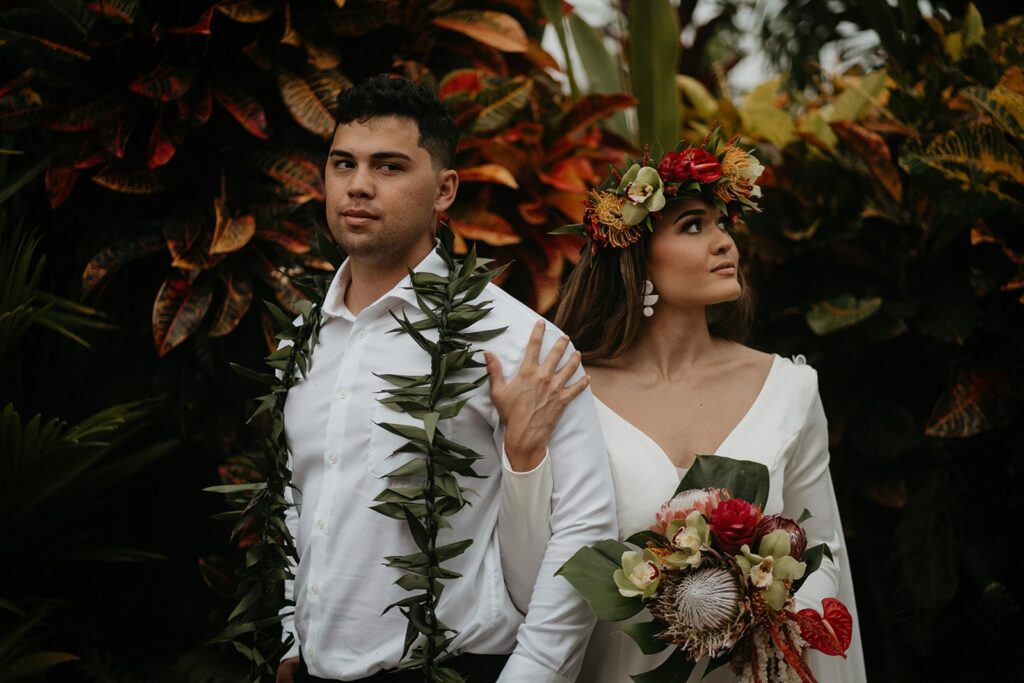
[497,651,574,683]
[501,446,549,476]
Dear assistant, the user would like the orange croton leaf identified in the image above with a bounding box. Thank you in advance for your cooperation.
[433,10,529,53]
[209,270,255,338]
[448,205,522,247]
[458,163,519,189]
[210,197,256,255]
[926,364,1012,438]
[538,157,597,192]
[829,119,902,202]
[152,270,213,356]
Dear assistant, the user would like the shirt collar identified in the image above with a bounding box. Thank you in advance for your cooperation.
[320,242,449,320]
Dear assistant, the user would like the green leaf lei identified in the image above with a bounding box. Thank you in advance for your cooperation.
[213,227,506,682]
[372,228,507,682]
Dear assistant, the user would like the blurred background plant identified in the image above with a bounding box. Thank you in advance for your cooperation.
[1,0,1021,680]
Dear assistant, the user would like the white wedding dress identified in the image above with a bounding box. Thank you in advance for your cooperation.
[499,354,866,683]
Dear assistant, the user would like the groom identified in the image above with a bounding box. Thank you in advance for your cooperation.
[275,75,617,682]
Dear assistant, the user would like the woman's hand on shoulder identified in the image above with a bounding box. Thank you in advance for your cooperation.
[485,320,589,472]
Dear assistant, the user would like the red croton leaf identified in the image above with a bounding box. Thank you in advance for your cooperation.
[147,107,177,169]
[794,598,853,657]
[215,0,275,24]
[82,226,166,295]
[129,62,196,102]
[152,270,214,356]
[99,118,131,160]
[167,7,214,34]
[45,161,78,209]
[255,218,312,254]
[212,84,270,139]
[830,119,903,202]
[439,69,484,100]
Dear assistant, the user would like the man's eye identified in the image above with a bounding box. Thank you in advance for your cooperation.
[380,163,401,172]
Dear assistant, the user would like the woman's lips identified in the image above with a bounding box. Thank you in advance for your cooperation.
[712,264,736,276]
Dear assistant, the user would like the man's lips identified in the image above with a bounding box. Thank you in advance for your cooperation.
[342,209,379,225]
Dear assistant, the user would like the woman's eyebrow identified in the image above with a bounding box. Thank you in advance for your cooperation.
[673,208,706,224]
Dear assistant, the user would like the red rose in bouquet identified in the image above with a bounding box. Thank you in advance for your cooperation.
[657,148,723,184]
[708,497,762,555]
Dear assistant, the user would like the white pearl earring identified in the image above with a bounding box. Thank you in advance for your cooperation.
[642,279,659,317]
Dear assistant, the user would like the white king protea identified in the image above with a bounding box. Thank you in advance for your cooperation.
[648,553,752,661]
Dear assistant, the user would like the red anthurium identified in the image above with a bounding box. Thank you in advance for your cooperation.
[794,597,853,657]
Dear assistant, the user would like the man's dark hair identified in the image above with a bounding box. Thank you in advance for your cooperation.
[334,75,459,169]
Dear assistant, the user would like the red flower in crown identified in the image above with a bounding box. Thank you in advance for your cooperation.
[658,148,723,184]
[708,497,762,555]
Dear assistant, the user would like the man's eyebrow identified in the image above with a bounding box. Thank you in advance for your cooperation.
[327,150,413,162]
[673,208,706,223]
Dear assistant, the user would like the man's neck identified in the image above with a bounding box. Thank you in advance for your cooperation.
[344,240,434,316]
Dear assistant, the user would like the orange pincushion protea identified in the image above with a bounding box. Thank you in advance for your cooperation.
[583,190,644,250]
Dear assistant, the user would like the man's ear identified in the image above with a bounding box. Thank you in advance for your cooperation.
[434,169,458,214]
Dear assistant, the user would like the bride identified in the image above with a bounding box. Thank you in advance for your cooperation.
[485,136,867,682]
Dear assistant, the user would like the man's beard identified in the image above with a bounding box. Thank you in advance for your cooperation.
[334,220,432,267]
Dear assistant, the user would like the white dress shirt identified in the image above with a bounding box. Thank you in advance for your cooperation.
[280,246,618,682]
[503,355,866,682]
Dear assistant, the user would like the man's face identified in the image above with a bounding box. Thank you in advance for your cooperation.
[324,116,457,265]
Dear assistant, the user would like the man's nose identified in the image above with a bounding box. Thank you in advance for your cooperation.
[347,165,374,198]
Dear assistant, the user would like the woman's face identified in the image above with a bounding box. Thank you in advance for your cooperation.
[646,197,742,309]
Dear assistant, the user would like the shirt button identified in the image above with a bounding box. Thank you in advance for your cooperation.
[338,388,349,399]
[328,452,338,464]
[317,519,325,530]
[307,648,314,658]
[357,329,367,339]
[310,584,319,596]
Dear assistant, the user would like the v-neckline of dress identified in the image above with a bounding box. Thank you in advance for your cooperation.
[592,354,780,470]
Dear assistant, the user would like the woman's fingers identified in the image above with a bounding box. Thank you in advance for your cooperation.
[553,350,582,385]
[561,374,591,403]
[541,334,571,375]
[484,351,506,392]
[522,320,545,370]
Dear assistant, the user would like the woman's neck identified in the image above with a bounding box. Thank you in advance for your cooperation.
[617,304,718,380]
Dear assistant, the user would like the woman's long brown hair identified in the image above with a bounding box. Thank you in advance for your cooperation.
[553,231,755,363]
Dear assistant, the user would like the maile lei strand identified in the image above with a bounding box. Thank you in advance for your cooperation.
[210,226,507,683]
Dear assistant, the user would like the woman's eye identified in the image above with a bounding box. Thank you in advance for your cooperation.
[682,222,701,233]
[717,217,730,230]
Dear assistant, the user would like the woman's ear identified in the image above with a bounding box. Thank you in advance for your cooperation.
[434,169,459,213]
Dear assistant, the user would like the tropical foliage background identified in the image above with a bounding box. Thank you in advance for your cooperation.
[1,0,1021,681]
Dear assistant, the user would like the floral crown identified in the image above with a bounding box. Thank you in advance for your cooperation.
[557,126,765,252]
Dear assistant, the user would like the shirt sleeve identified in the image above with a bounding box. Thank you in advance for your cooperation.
[497,343,618,682]
[498,446,552,614]
[781,370,845,613]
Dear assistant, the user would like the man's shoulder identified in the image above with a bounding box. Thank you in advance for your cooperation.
[481,282,563,333]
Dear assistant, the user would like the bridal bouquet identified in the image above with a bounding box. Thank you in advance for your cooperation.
[558,456,852,683]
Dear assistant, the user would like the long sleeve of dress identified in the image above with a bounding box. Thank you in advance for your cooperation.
[783,367,867,682]
[781,377,843,612]
[498,448,552,614]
